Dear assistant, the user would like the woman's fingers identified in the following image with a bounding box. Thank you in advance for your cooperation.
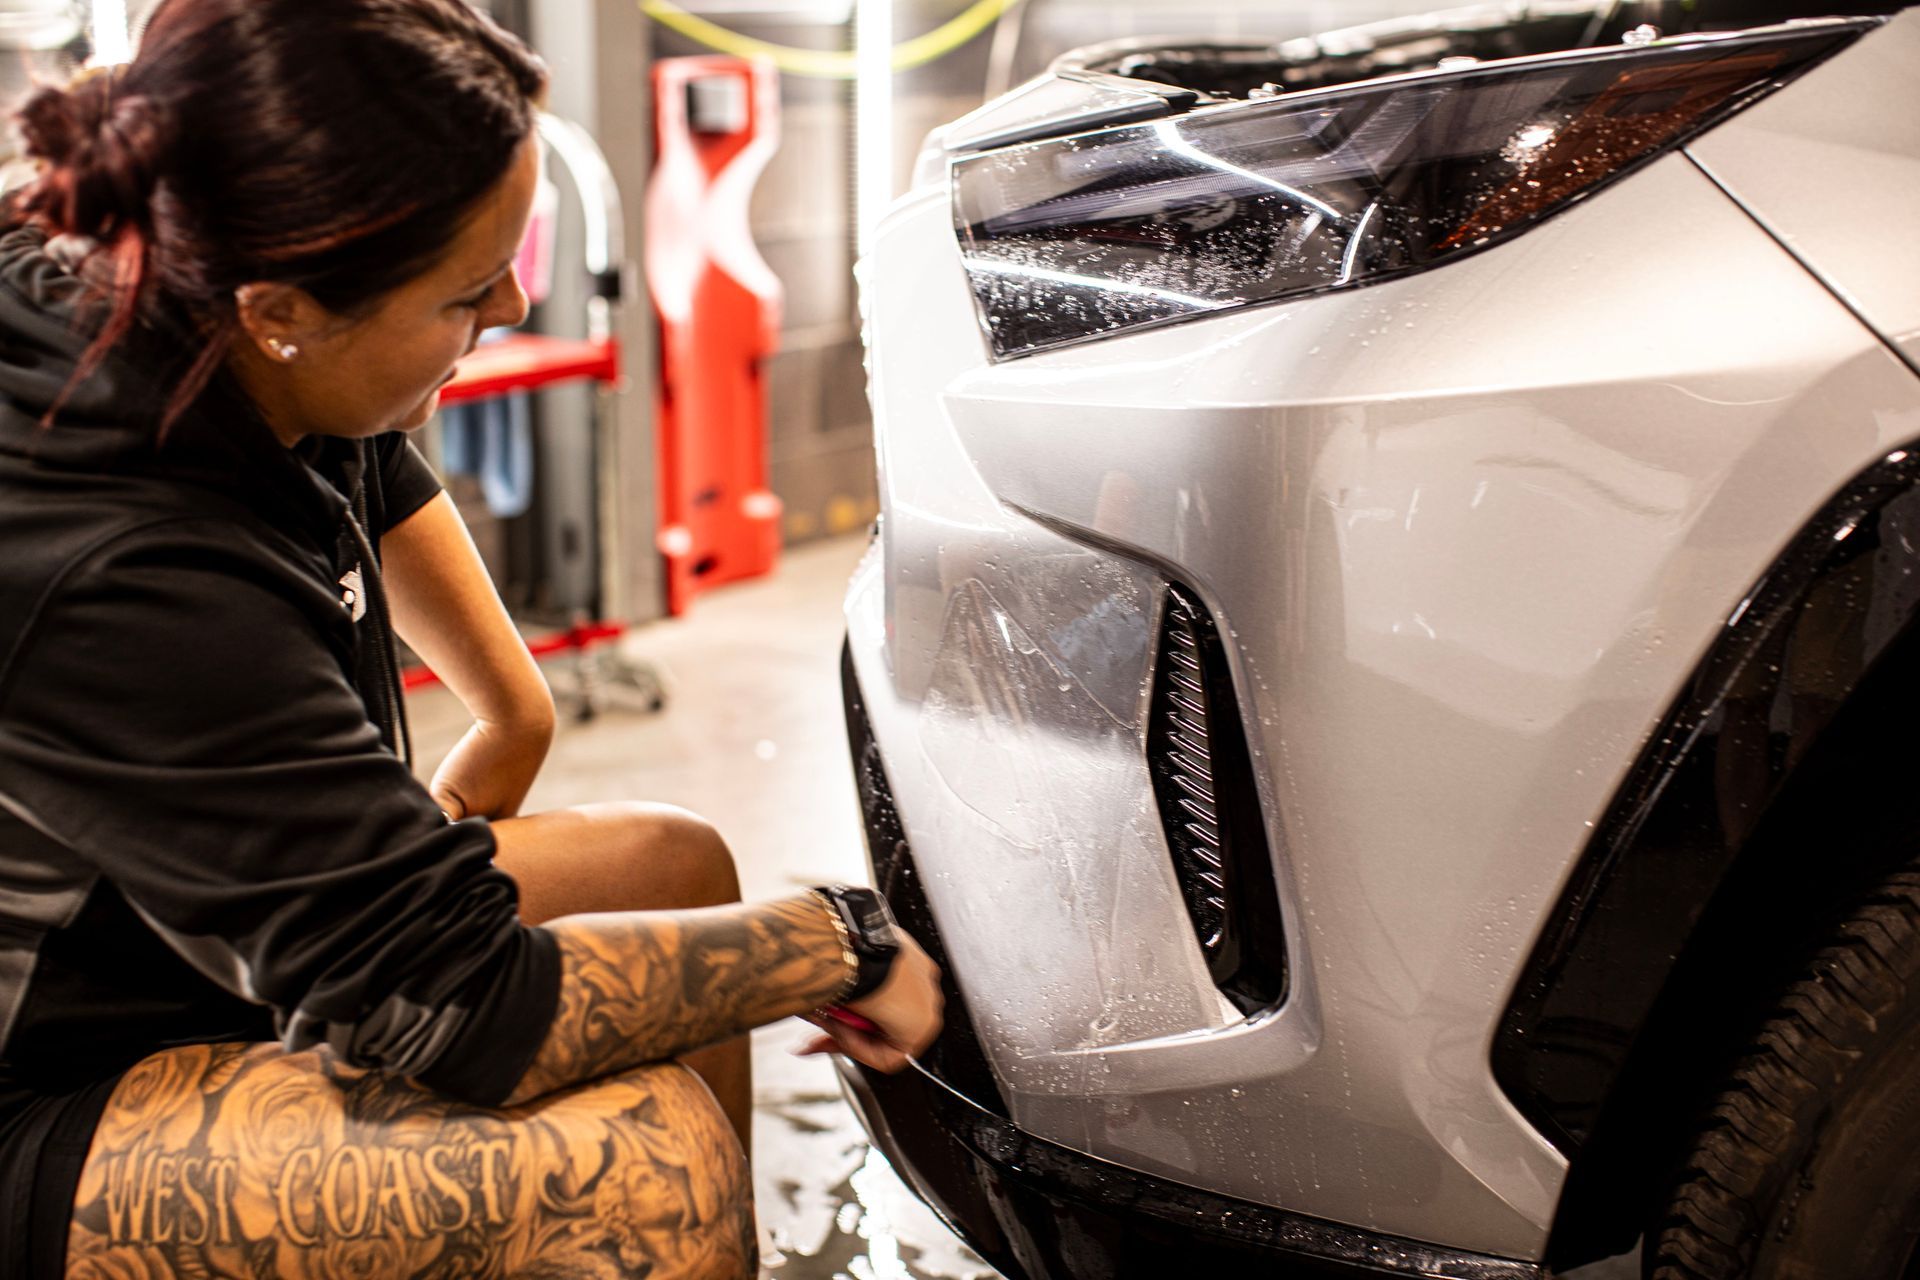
[793,931,945,1074]
[432,787,467,822]
[428,719,547,822]
[798,1015,912,1073]
[845,935,944,1059]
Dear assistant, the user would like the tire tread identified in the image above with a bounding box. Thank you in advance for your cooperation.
[1647,872,1920,1279]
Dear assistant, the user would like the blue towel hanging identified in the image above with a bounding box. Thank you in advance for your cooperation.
[480,392,535,519]
[439,392,534,519]
[441,401,483,477]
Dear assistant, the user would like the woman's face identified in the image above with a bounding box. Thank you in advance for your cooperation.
[242,138,540,445]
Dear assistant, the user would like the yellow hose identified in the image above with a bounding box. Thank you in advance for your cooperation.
[638,0,1021,78]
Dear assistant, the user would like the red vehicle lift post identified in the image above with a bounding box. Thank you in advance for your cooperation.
[647,56,785,616]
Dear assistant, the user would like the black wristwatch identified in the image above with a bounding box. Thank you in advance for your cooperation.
[812,884,901,1003]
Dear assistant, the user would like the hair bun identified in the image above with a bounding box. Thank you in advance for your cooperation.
[14,69,169,242]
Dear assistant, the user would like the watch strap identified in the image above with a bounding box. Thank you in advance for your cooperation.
[810,888,863,1004]
[811,885,899,1003]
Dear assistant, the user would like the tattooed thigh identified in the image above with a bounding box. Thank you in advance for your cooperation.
[66,1042,754,1280]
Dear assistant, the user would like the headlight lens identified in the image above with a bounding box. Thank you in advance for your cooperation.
[953,21,1869,359]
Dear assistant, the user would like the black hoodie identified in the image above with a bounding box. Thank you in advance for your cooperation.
[0,226,558,1112]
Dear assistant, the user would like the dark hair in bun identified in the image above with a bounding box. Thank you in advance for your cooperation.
[7,0,548,432]
[14,69,166,248]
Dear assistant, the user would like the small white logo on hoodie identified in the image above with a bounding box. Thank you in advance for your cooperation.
[339,568,367,623]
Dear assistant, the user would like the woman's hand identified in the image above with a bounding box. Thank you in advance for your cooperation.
[429,713,554,821]
[797,935,944,1073]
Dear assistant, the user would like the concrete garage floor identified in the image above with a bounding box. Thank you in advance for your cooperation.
[408,533,1633,1280]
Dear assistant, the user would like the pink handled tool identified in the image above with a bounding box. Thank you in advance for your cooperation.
[818,1005,881,1035]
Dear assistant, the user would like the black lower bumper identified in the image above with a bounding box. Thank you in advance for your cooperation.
[837,1056,1542,1280]
[840,642,1543,1280]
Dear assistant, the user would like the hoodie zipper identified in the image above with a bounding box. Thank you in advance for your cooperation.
[341,449,412,767]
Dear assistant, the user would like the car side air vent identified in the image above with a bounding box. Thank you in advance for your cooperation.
[1147,585,1288,1015]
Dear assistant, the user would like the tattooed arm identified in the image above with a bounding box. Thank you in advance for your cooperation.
[505,894,943,1105]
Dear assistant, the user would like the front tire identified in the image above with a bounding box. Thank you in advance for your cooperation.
[1648,871,1920,1279]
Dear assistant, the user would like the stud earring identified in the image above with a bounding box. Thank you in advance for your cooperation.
[266,338,301,362]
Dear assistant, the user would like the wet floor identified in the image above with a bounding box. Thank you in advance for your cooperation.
[409,532,1634,1280]
[750,1026,994,1279]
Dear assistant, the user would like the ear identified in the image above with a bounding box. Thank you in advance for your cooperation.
[233,282,332,364]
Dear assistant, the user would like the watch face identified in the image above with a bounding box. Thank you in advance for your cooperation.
[845,891,899,950]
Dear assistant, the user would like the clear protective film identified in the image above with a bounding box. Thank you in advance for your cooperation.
[912,550,1245,1078]
[953,21,1865,359]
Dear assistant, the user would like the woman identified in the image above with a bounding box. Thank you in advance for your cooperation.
[0,2,942,1277]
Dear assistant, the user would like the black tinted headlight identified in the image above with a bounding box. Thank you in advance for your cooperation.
[953,20,1870,359]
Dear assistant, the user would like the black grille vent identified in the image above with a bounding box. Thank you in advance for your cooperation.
[1147,586,1288,1014]
[1158,607,1229,947]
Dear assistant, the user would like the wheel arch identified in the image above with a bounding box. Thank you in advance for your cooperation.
[1492,442,1920,1269]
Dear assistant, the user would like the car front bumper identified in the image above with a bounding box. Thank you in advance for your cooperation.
[840,644,1543,1280]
